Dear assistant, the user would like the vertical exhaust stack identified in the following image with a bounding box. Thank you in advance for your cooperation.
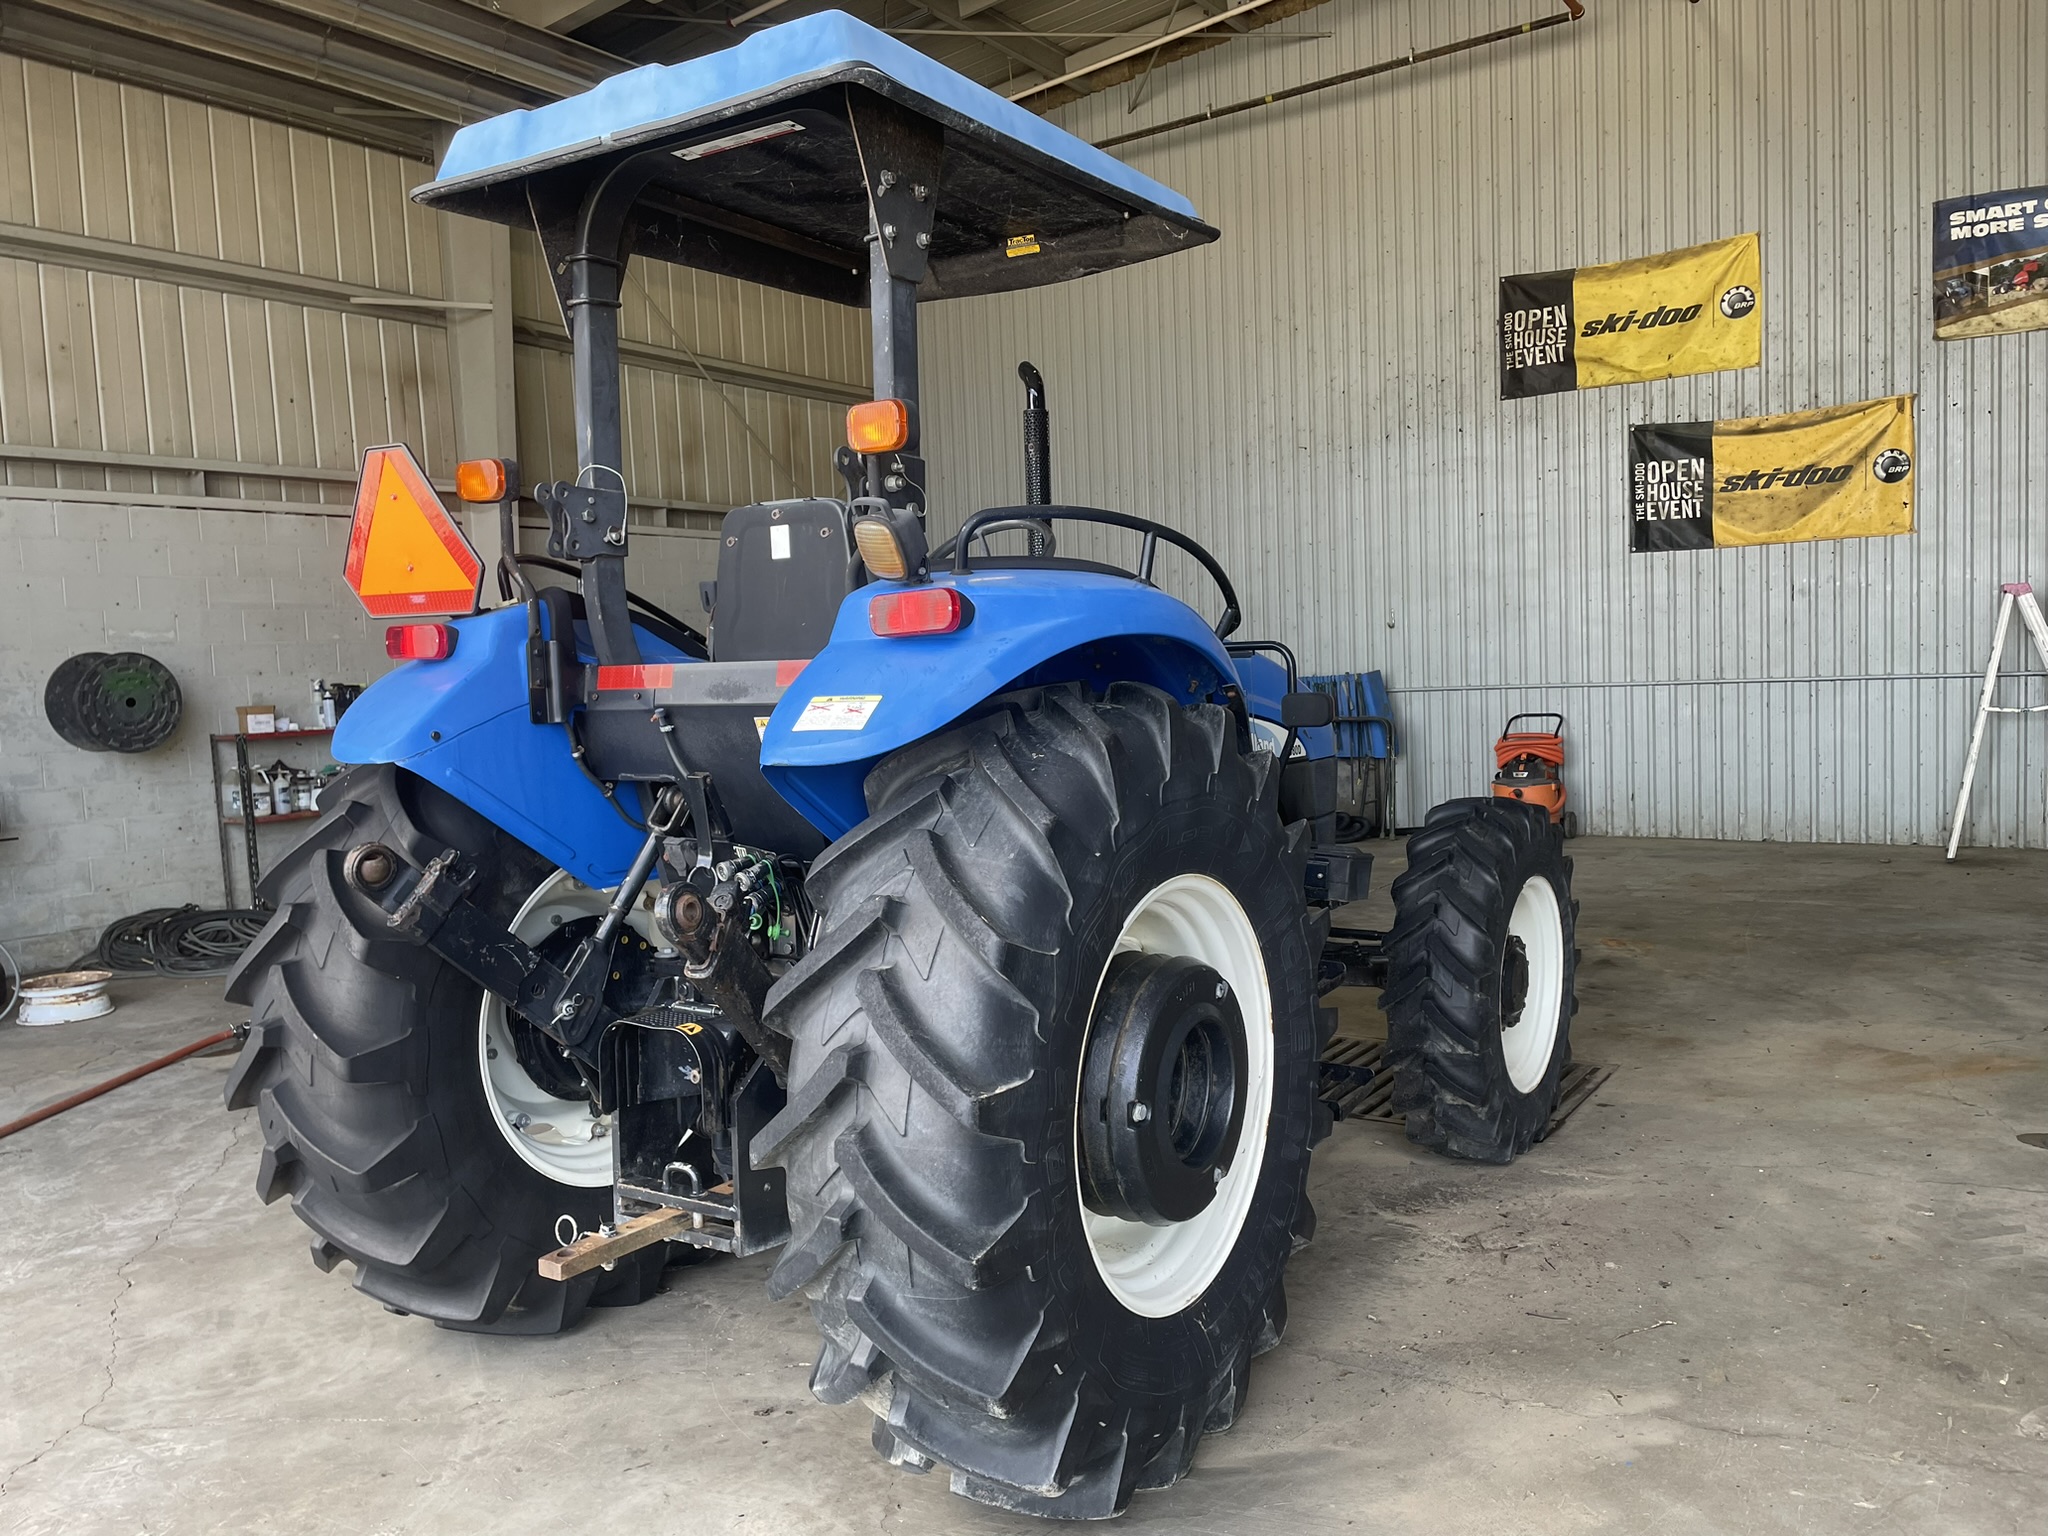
[1018,361,1052,556]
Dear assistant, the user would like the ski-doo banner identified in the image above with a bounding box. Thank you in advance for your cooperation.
[1500,233,1763,398]
[1932,184,2048,340]
[1628,395,1915,553]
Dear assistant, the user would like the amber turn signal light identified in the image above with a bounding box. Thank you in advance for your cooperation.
[853,516,910,580]
[846,398,911,455]
[385,622,457,661]
[870,587,966,637]
[454,457,511,502]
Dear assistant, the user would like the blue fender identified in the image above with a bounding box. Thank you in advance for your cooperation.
[335,573,1305,880]
[332,604,675,887]
[760,568,1240,841]
[1230,651,1336,761]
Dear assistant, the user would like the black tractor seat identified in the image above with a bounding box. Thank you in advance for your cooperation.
[703,499,861,663]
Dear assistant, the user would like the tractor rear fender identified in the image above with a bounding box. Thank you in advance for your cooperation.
[763,568,1237,843]
[330,603,672,888]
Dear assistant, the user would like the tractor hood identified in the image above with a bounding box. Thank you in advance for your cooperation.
[412,9,1216,305]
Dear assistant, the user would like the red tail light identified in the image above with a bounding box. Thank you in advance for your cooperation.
[869,587,967,637]
[386,622,457,660]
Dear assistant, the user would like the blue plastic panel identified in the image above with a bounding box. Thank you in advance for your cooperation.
[1233,651,1335,762]
[1302,671,1397,759]
[427,10,1199,224]
[760,567,1238,840]
[333,604,676,888]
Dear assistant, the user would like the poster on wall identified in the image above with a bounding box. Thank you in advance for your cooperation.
[1933,185,2048,340]
[1499,233,1762,398]
[1628,395,1915,553]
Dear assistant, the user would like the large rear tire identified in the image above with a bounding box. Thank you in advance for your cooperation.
[1380,798,1579,1163]
[756,683,1326,1517]
[222,765,667,1333]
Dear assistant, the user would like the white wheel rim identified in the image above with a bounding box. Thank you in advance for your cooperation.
[1501,876,1565,1094]
[477,871,666,1188]
[1077,873,1274,1319]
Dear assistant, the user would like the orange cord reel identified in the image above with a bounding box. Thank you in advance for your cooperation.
[1491,712,1579,838]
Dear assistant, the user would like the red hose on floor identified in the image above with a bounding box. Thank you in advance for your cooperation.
[0,1029,237,1140]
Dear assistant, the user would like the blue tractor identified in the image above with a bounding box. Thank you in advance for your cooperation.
[224,12,1577,1517]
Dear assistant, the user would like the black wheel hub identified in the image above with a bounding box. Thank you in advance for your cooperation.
[1079,952,1249,1227]
[1500,934,1530,1031]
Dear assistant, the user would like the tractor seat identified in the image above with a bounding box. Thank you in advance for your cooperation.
[705,499,859,662]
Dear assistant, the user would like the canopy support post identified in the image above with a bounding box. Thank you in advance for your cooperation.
[849,94,942,523]
[540,150,670,665]
[566,246,639,664]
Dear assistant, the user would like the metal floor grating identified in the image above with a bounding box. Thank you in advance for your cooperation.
[1317,1037,1614,1138]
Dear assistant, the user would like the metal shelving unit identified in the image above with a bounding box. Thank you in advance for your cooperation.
[209,727,335,908]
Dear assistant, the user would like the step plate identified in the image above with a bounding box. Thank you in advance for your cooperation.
[1317,1036,1613,1140]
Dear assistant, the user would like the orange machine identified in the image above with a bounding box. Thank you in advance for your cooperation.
[1491,712,1579,838]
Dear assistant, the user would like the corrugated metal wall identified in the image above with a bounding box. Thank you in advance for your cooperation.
[923,0,2047,847]
[0,48,856,967]
[0,51,864,520]
[509,231,865,513]
[0,54,453,503]
[508,229,866,619]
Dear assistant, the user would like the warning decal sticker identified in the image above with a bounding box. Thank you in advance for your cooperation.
[792,695,883,732]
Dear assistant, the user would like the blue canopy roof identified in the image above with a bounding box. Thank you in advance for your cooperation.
[433,10,1198,223]
[414,9,1215,305]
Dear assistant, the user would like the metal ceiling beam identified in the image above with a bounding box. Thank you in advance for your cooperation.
[1048,1,1282,84]
[256,1,622,97]
[1187,0,1253,33]
[909,0,1064,80]
[490,0,636,30]
[0,3,433,155]
[1020,0,1330,110]
[13,0,568,123]
[558,0,743,70]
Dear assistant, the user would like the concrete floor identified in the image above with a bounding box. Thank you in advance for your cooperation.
[2,837,2045,1535]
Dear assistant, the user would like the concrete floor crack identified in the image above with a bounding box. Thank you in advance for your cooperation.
[0,1117,246,1497]
[1940,1079,2023,1138]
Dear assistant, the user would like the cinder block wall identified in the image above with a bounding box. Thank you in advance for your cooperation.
[0,496,390,971]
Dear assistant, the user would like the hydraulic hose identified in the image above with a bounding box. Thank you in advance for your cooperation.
[0,1028,239,1141]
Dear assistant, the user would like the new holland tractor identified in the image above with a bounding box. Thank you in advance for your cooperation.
[223,12,1577,1517]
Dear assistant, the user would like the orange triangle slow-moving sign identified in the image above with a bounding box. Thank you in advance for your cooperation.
[344,444,483,618]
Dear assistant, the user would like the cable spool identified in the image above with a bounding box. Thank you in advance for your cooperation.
[43,652,107,750]
[44,651,183,753]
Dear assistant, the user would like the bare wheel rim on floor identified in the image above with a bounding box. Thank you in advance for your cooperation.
[1500,875,1565,1094]
[1077,872,1275,1319]
[479,870,666,1188]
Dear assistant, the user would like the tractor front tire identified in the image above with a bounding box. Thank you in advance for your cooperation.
[1381,798,1578,1164]
[757,683,1324,1517]
[223,765,666,1333]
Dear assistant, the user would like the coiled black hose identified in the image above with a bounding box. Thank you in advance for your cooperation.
[71,905,269,976]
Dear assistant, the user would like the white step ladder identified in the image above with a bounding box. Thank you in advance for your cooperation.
[1946,581,2048,860]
